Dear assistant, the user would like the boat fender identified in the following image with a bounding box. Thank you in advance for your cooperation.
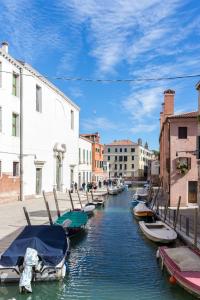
[156,249,160,259]
[169,275,177,285]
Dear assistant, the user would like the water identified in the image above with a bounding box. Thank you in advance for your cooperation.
[0,190,196,300]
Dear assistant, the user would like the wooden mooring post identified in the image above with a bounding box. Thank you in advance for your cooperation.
[86,191,89,203]
[43,190,53,225]
[68,190,75,210]
[23,206,31,225]
[90,191,94,202]
[53,188,60,217]
[163,198,170,223]
[194,207,198,247]
[77,191,83,209]
[173,196,181,230]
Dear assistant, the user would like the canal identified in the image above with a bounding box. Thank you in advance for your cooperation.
[0,189,197,300]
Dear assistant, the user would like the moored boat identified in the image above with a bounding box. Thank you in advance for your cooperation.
[131,199,146,208]
[83,204,96,216]
[108,186,119,195]
[55,210,88,237]
[133,187,148,200]
[0,225,70,291]
[139,221,177,243]
[158,246,200,298]
[133,202,154,219]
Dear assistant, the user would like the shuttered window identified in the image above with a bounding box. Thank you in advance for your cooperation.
[178,127,187,139]
[12,113,19,136]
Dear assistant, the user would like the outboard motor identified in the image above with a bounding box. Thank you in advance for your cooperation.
[19,248,41,293]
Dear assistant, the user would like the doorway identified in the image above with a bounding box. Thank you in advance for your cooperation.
[36,168,42,195]
[188,181,197,204]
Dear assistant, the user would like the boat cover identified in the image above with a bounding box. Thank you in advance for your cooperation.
[55,211,88,228]
[0,225,68,267]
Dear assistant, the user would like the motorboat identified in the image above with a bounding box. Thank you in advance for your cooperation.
[83,203,96,216]
[133,188,148,200]
[108,186,119,195]
[139,221,177,243]
[133,202,154,219]
[158,246,200,298]
[131,199,146,208]
[55,210,88,237]
[0,225,70,292]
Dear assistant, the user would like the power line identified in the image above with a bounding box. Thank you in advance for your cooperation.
[0,70,200,82]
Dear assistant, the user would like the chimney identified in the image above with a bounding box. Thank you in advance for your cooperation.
[163,89,175,118]
[1,42,8,53]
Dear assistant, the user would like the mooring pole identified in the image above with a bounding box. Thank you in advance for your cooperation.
[194,207,198,247]
[23,206,31,225]
[164,198,170,223]
[68,190,74,210]
[43,191,53,225]
[77,191,83,209]
[173,196,181,230]
[53,188,60,217]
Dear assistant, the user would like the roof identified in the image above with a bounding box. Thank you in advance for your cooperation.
[0,48,80,111]
[79,135,93,143]
[106,139,137,146]
[168,111,198,119]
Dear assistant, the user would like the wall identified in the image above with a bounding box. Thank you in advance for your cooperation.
[78,137,92,187]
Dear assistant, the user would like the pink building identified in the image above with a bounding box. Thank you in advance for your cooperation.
[159,89,198,207]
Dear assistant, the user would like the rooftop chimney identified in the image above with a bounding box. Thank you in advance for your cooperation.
[1,42,8,53]
[163,89,175,118]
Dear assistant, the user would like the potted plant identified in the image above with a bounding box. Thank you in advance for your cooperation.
[176,159,189,175]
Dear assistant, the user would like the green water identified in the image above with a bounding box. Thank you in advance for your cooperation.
[0,190,196,300]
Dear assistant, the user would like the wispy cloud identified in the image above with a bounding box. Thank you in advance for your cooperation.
[82,117,117,131]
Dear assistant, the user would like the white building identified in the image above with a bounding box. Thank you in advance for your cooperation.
[0,42,80,201]
[78,136,92,188]
[104,139,153,179]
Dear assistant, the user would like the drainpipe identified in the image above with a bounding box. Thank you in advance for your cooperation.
[168,119,171,206]
[19,67,24,201]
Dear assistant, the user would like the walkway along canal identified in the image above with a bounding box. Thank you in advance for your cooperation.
[0,189,197,300]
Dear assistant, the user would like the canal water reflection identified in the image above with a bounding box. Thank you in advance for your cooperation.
[0,189,196,300]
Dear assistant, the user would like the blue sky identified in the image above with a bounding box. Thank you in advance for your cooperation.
[0,0,200,150]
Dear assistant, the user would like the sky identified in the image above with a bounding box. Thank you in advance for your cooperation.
[0,0,200,150]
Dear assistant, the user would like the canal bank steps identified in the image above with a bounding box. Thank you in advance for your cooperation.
[0,190,107,253]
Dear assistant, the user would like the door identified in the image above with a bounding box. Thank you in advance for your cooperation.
[36,168,42,195]
[188,181,197,203]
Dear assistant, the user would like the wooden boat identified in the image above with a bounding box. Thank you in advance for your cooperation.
[133,202,154,219]
[139,221,177,243]
[0,225,70,290]
[131,199,146,208]
[158,246,200,298]
[55,210,88,237]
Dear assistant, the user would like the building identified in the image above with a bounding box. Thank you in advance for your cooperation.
[80,133,104,183]
[0,42,79,202]
[196,82,200,205]
[104,139,153,179]
[78,135,92,188]
[159,89,198,207]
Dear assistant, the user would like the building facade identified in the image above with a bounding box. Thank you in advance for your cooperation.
[0,42,79,201]
[159,89,198,207]
[78,136,92,188]
[104,140,153,179]
[196,81,200,205]
[80,133,104,183]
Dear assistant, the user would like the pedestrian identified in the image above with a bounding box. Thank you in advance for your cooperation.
[70,181,74,193]
[82,182,86,191]
[74,182,78,191]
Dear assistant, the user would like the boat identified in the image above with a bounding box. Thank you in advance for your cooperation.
[131,199,146,208]
[139,221,177,243]
[108,186,119,195]
[55,210,88,237]
[0,225,70,291]
[133,188,148,200]
[158,246,200,298]
[133,202,154,219]
[83,203,96,216]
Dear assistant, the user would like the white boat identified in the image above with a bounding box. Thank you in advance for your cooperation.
[133,202,154,219]
[139,221,177,243]
[108,186,119,195]
[83,204,95,216]
[133,187,148,200]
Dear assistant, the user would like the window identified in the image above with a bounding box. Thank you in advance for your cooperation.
[108,156,110,161]
[12,72,19,96]
[108,148,110,152]
[36,85,42,112]
[124,156,127,161]
[132,156,134,160]
[115,164,117,170]
[70,110,74,130]
[119,156,123,162]
[0,106,2,132]
[13,162,19,176]
[12,113,19,136]
[86,150,89,164]
[124,164,127,170]
[120,148,122,152]
[83,149,85,163]
[115,156,117,161]
[120,164,122,170]
[114,172,117,177]
[115,148,118,152]
[132,164,134,169]
[79,148,81,163]
[178,127,187,139]
[197,136,200,159]
[131,148,135,152]
[124,148,127,152]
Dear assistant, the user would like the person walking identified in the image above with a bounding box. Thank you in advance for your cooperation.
[74,182,78,191]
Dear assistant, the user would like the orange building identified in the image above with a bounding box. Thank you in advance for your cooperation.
[80,133,104,183]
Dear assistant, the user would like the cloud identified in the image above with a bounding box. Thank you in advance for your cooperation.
[82,117,117,131]
[129,123,158,134]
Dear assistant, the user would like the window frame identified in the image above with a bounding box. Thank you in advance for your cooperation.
[178,127,187,139]
[12,112,19,137]
[13,161,19,177]
[36,84,42,113]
